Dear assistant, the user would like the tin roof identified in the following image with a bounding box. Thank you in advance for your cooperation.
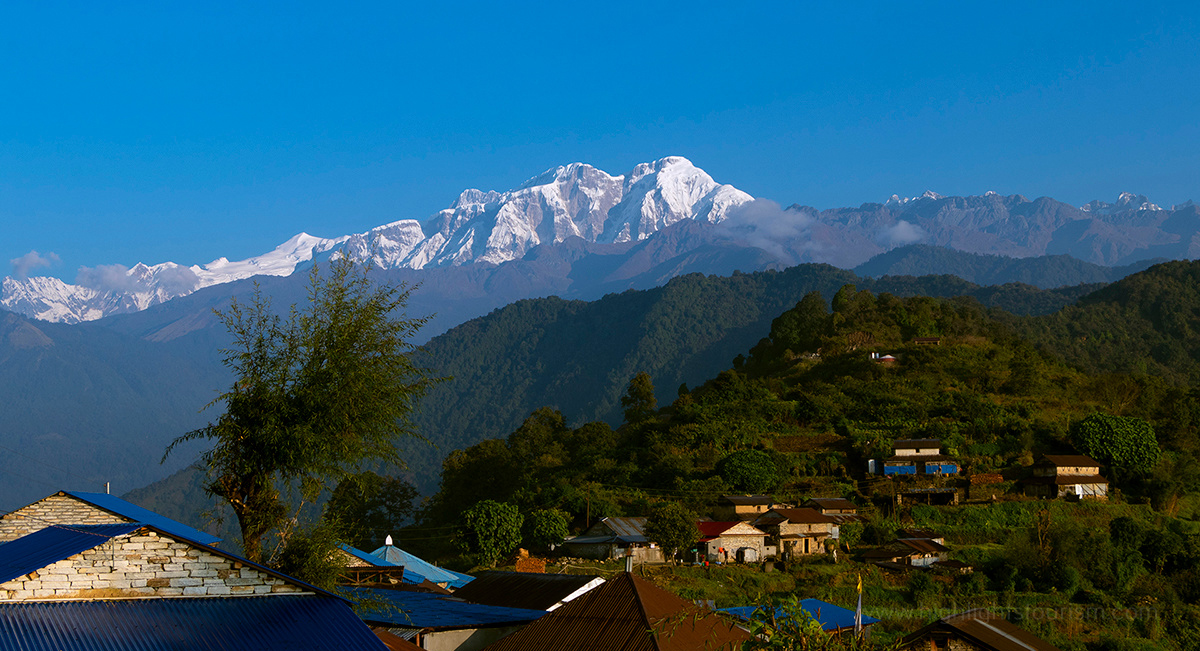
[369,545,474,588]
[719,598,881,632]
[903,609,1061,651]
[1024,474,1109,486]
[766,508,836,524]
[0,522,338,600]
[0,523,141,584]
[598,517,648,539]
[65,491,222,545]
[894,439,941,449]
[345,587,546,630]
[481,573,751,651]
[1040,455,1099,467]
[803,497,857,511]
[720,495,774,506]
[0,595,387,651]
[452,571,604,611]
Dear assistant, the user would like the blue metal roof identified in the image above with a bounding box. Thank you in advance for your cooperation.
[369,545,474,588]
[66,491,222,545]
[0,595,387,651]
[336,544,429,586]
[719,599,881,631]
[0,522,340,601]
[0,524,141,584]
[344,587,545,630]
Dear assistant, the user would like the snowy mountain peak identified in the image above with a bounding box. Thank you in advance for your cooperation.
[1081,193,1162,215]
[3,157,753,324]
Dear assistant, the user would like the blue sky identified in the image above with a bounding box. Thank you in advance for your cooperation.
[2,1,1198,280]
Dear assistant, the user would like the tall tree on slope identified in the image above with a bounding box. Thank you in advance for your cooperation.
[166,256,432,563]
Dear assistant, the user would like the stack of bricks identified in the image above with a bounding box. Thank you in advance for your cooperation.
[0,529,305,600]
[0,494,127,542]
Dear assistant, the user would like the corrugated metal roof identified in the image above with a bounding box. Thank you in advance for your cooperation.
[368,546,474,588]
[599,517,648,540]
[0,522,339,601]
[803,498,857,511]
[720,495,774,506]
[0,595,387,651]
[903,609,1061,651]
[452,571,604,611]
[345,587,546,629]
[0,524,141,584]
[66,491,222,546]
[894,439,941,449]
[481,573,751,651]
[1040,455,1099,467]
[719,598,881,631]
[767,508,836,524]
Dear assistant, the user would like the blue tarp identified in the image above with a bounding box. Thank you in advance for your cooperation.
[719,598,881,632]
[344,587,546,629]
[369,545,474,588]
[884,465,916,475]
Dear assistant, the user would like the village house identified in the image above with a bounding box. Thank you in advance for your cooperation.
[480,573,751,651]
[713,495,786,521]
[348,586,547,651]
[1022,454,1109,500]
[695,521,770,563]
[902,608,1061,651]
[875,439,959,476]
[802,497,864,526]
[370,536,475,589]
[452,571,604,612]
[0,521,387,650]
[754,508,837,558]
[561,517,665,563]
[0,490,222,545]
[862,538,950,569]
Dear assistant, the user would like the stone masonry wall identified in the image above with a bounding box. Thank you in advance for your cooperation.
[0,529,305,600]
[0,494,128,542]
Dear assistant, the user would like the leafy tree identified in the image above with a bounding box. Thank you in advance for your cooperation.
[523,508,569,552]
[768,291,829,355]
[325,471,420,550]
[165,257,432,562]
[719,449,782,493]
[645,501,699,564]
[622,372,658,425]
[1072,413,1161,477]
[272,520,346,591]
[459,499,523,566]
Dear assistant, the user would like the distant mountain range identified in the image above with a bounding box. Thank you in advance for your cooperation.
[3,156,1197,324]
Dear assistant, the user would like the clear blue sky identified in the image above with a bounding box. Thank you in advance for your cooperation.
[2,1,1198,280]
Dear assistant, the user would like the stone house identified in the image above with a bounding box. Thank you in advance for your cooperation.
[1022,454,1109,500]
[696,521,770,563]
[0,490,221,545]
[754,508,836,558]
[713,495,785,521]
[0,522,387,650]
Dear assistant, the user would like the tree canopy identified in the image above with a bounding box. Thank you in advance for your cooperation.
[165,257,432,562]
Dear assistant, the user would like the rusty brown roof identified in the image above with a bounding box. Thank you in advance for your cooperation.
[480,573,751,651]
[803,497,857,512]
[768,508,837,524]
[720,495,774,506]
[452,571,603,612]
[902,609,1061,651]
[1040,454,1100,467]
[894,438,941,449]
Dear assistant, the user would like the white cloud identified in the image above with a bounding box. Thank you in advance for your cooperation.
[75,263,198,295]
[10,250,60,279]
[876,220,925,247]
[715,199,818,263]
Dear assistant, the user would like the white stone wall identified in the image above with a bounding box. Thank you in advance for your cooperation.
[0,494,128,542]
[0,530,304,600]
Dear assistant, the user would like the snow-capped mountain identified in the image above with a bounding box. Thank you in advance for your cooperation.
[3,157,754,323]
[2,233,348,324]
[1081,192,1163,215]
[340,156,752,269]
